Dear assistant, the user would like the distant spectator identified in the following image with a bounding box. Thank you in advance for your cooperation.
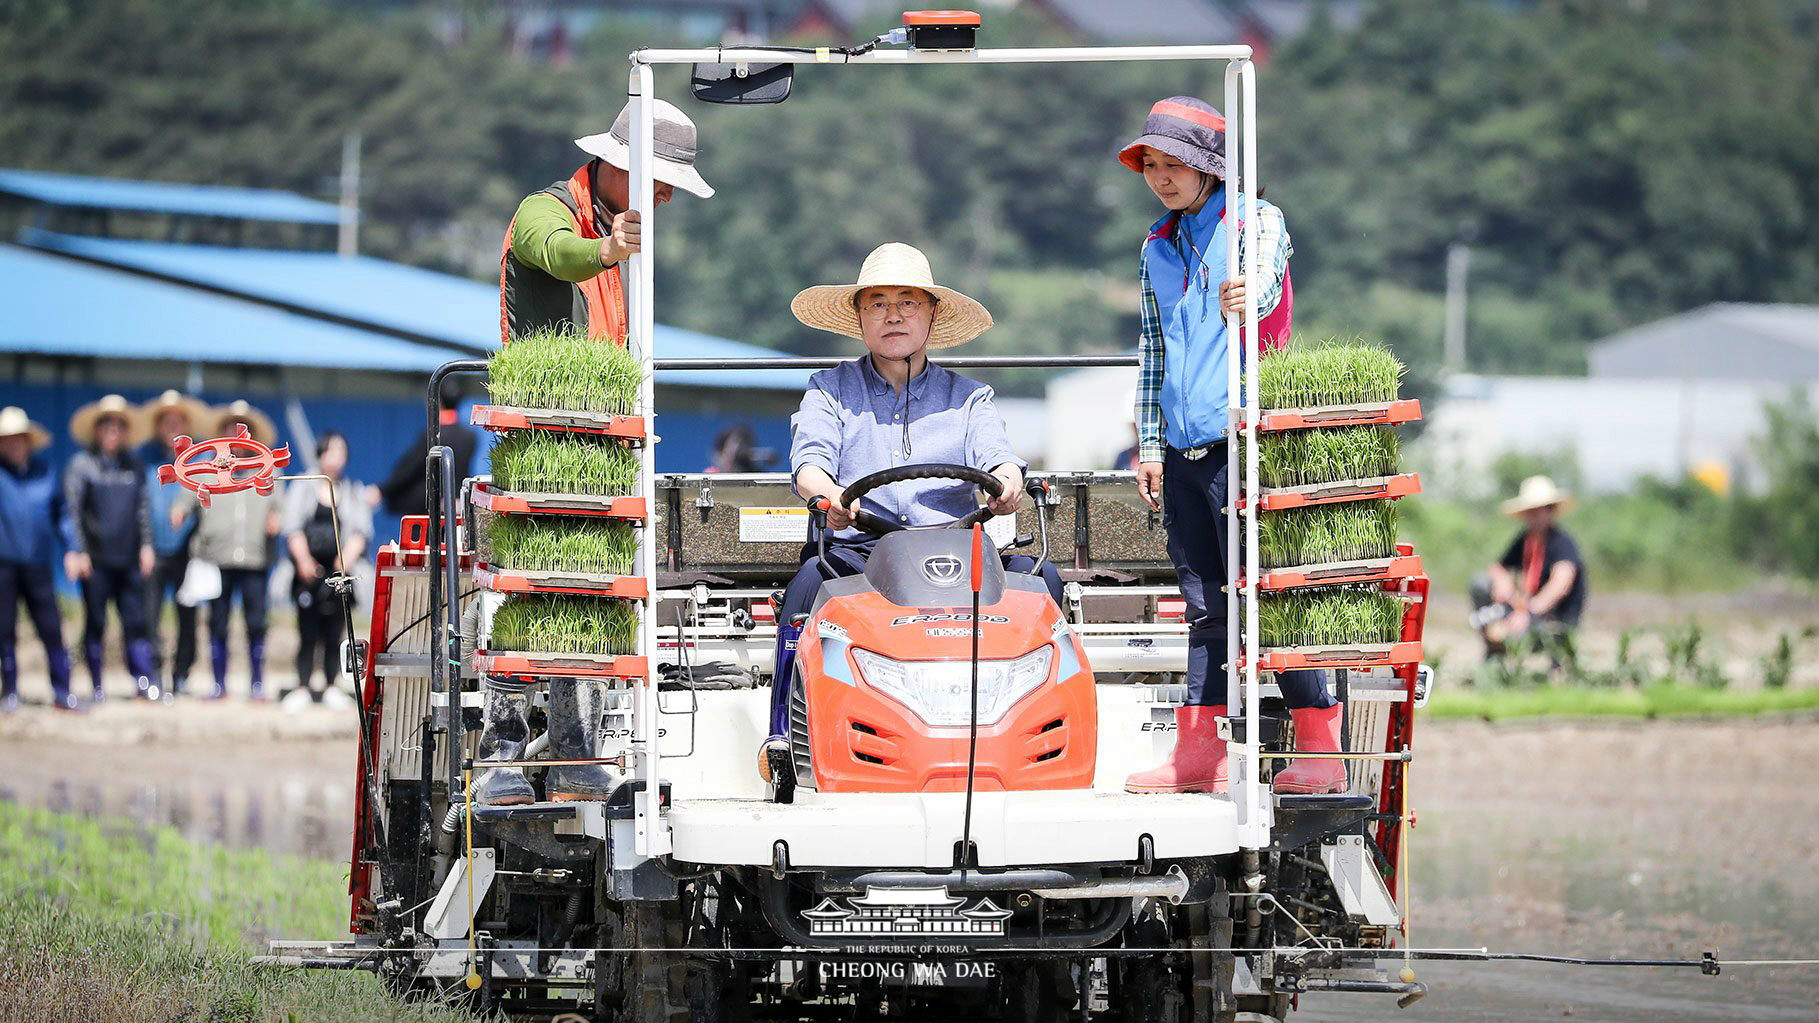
[63,395,157,701]
[369,376,477,517]
[176,400,281,701]
[140,390,210,697]
[1471,475,1587,666]
[284,430,372,703]
[704,423,772,474]
[0,407,77,712]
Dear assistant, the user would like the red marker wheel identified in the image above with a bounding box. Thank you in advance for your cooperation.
[156,424,292,506]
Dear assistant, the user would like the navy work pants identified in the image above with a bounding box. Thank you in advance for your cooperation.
[0,560,72,699]
[147,551,198,685]
[1163,445,1333,709]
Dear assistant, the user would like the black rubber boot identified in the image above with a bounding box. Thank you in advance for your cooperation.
[472,679,535,806]
[545,678,619,802]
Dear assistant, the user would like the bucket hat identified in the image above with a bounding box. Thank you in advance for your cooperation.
[0,406,52,452]
[1118,96,1227,179]
[790,243,994,350]
[574,99,714,199]
[212,399,277,446]
[1501,475,1574,517]
[70,394,149,447]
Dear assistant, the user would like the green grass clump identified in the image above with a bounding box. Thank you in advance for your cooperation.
[1258,501,1400,570]
[1255,338,1403,410]
[489,430,639,495]
[489,325,643,415]
[1258,589,1405,648]
[1256,426,1400,488]
[483,514,640,575]
[1424,683,1819,721]
[490,595,640,655]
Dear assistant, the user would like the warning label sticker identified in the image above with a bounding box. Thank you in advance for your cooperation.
[739,507,810,543]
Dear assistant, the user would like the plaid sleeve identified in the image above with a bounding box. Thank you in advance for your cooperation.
[1135,253,1166,464]
[1240,201,1293,317]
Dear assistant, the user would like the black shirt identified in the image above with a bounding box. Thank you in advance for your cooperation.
[376,421,478,517]
[1499,525,1587,626]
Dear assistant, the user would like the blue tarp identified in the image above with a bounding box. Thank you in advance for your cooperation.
[0,168,344,225]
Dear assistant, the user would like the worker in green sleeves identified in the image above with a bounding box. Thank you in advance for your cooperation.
[498,99,714,344]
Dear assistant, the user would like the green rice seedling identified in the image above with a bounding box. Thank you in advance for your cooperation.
[489,325,644,415]
[1254,337,1403,410]
[490,595,641,655]
[1258,501,1399,570]
[1255,426,1400,488]
[1258,589,1406,648]
[483,514,640,575]
[489,430,639,495]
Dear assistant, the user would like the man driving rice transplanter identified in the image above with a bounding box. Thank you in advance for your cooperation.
[760,242,1065,774]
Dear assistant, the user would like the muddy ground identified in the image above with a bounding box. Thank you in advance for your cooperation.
[2,711,1815,1020]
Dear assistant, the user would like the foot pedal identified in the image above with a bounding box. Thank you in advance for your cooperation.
[768,745,796,804]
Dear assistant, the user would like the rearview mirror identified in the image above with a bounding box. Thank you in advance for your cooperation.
[691,62,794,105]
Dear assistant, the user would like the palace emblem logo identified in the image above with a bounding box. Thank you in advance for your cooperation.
[803,886,1011,938]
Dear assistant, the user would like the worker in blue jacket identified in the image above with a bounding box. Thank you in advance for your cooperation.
[0,407,77,712]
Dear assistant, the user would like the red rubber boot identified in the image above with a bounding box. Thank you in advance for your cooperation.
[1274,703,1348,794]
[1125,705,1229,794]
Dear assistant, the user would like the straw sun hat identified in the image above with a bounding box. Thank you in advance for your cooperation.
[143,389,210,436]
[213,399,277,446]
[1501,475,1574,517]
[0,406,52,452]
[70,394,149,447]
[790,243,994,350]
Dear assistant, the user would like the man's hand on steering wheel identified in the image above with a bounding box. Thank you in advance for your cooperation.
[833,463,1010,536]
[986,463,1024,517]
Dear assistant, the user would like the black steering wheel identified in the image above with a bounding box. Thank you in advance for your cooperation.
[819,462,1005,537]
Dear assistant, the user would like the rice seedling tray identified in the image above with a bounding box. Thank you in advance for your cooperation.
[1240,473,1421,511]
[1250,554,1424,591]
[474,651,650,681]
[1241,398,1422,434]
[473,564,650,600]
[471,405,647,441]
[1247,641,1423,671]
[472,482,648,521]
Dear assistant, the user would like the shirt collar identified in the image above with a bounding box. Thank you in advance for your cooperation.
[861,353,938,399]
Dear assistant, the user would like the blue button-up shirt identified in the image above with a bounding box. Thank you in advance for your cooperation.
[790,356,1024,540]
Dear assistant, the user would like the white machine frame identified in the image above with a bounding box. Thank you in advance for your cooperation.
[618,42,1269,856]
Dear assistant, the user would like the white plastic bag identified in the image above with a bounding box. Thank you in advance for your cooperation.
[176,558,222,607]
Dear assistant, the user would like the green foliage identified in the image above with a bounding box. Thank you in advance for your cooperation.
[482,514,639,576]
[1254,339,1404,411]
[1424,683,1819,721]
[0,806,484,1023]
[1258,589,1405,648]
[488,431,638,495]
[490,595,639,655]
[488,327,644,415]
[1733,391,1819,579]
[1258,501,1400,570]
[1257,427,1400,488]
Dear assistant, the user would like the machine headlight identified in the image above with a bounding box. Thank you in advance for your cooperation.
[851,646,1054,727]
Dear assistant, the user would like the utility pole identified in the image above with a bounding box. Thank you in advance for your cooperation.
[1443,241,1470,374]
[338,131,361,258]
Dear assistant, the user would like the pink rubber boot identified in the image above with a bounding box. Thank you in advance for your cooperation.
[1125,706,1229,794]
[1274,703,1348,794]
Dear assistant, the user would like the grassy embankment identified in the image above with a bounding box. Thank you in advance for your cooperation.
[1423,683,1819,722]
[0,806,480,1023]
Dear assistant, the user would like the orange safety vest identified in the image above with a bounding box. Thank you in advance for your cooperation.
[498,163,627,345]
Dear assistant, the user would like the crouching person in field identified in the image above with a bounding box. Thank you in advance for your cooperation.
[1471,475,1586,669]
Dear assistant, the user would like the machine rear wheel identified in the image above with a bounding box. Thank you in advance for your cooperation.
[594,900,689,1023]
[998,960,1078,1023]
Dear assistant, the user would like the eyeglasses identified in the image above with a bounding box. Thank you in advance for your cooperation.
[858,298,929,319]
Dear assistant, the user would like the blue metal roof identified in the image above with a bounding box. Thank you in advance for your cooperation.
[5,235,816,389]
[0,168,344,225]
[0,245,464,372]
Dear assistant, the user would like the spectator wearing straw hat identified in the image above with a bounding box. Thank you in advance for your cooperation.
[0,407,78,712]
[500,99,713,343]
[1113,96,1344,797]
[174,400,282,700]
[1471,475,1586,663]
[140,390,210,697]
[63,394,158,701]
